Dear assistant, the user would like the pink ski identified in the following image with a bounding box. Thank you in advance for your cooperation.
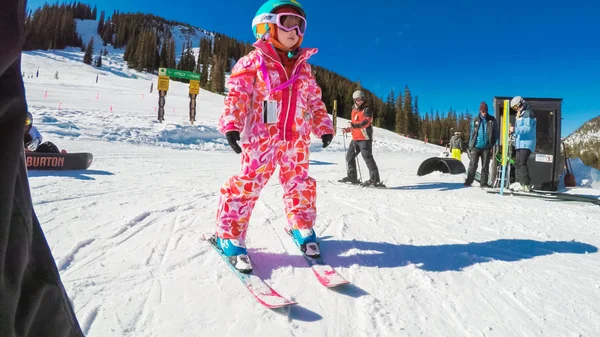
[286,231,350,287]
[300,254,350,288]
[203,234,296,309]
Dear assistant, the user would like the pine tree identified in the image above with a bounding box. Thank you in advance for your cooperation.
[159,38,168,68]
[83,37,94,64]
[167,38,176,69]
[209,54,225,93]
[394,91,404,134]
[381,88,394,130]
[136,31,150,71]
[413,96,421,138]
[97,10,105,34]
[177,43,186,71]
[200,57,209,88]
[101,17,113,45]
[421,111,430,140]
[124,32,137,65]
[186,40,196,72]
[96,55,102,67]
[403,85,413,136]
[377,89,394,128]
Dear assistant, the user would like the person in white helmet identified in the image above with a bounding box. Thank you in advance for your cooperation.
[449,131,463,161]
[509,96,537,192]
[340,90,382,187]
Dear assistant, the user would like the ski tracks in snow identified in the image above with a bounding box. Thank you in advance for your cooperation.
[49,185,215,336]
[57,238,96,271]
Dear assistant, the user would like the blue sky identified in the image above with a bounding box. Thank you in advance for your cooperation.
[29,0,599,136]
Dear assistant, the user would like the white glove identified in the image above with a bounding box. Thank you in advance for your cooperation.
[26,138,40,151]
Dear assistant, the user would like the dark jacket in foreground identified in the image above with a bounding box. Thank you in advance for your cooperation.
[0,1,85,336]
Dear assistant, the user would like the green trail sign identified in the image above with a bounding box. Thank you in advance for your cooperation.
[158,68,200,81]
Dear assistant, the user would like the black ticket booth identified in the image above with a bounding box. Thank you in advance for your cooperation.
[490,97,563,191]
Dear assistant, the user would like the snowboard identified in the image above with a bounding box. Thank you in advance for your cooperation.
[26,152,94,170]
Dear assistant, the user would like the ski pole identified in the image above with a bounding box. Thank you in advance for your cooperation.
[354,142,363,183]
[343,132,348,174]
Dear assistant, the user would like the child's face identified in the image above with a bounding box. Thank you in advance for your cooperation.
[276,15,301,49]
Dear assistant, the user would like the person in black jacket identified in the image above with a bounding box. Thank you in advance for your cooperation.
[0,1,85,336]
[23,111,62,153]
[464,101,499,187]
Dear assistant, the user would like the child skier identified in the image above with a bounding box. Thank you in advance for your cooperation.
[212,0,334,273]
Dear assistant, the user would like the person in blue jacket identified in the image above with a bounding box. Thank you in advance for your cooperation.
[509,96,536,192]
[464,101,498,187]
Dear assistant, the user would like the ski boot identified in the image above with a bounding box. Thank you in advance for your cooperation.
[286,227,320,258]
[361,179,386,188]
[509,182,524,192]
[339,176,359,185]
[214,237,253,273]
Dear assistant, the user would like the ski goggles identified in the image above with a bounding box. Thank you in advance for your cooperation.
[253,12,307,36]
[25,116,32,126]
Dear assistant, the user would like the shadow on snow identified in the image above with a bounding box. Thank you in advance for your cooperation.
[249,238,597,278]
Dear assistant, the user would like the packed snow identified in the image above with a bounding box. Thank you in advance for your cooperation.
[20,32,600,337]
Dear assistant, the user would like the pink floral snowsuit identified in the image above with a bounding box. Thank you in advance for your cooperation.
[216,40,333,240]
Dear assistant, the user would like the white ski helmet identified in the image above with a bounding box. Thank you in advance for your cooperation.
[510,96,525,110]
[352,90,365,100]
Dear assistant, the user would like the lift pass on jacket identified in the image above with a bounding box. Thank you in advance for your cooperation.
[263,100,278,123]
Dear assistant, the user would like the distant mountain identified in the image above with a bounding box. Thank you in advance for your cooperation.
[564,116,600,170]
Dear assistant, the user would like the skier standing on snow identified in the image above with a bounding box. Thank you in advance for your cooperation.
[23,111,61,153]
[339,90,382,187]
[509,96,536,192]
[213,0,334,273]
[464,101,498,187]
[449,131,463,161]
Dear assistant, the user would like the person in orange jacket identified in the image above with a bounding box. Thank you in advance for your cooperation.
[339,90,382,187]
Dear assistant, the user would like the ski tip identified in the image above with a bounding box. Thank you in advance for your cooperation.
[263,300,298,309]
[324,282,350,288]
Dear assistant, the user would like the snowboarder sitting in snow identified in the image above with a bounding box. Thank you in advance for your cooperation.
[449,132,463,161]
[339,90,382,187]
[212,0,334,273]
[24,112,62,153]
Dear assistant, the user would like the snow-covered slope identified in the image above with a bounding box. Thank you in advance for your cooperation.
[565,115,600,145]
[20,44,600,337]
[564,115,600,176]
